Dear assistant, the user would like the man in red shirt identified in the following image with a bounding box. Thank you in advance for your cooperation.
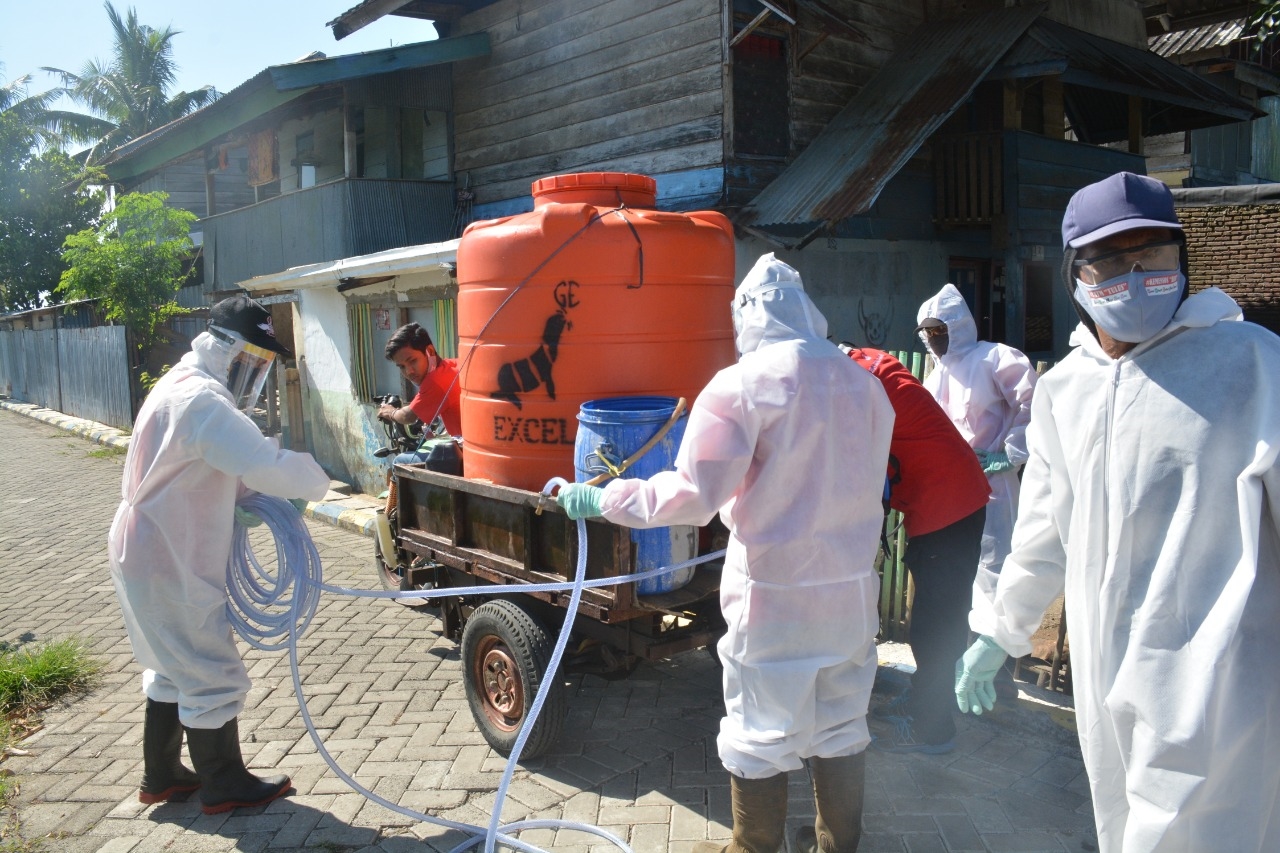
[377,323,462,469]
[841,344,990,754]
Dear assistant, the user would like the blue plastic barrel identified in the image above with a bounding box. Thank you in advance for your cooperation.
[575,396,695,595]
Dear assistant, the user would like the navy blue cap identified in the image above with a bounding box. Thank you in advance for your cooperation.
[1061,172,1182,249]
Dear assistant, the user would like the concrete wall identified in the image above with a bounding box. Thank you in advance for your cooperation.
[734,234,951,358]
[297,288,391,496]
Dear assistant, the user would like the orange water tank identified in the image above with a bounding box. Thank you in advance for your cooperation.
[457,172,736,491]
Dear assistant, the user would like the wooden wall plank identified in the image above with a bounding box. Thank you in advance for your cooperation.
[452,0,723,204]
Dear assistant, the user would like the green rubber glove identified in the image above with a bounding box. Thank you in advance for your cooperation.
[955,635,1009,715]
[981,450,1015,474]
[557,483,604,520]
[289,498,309,515]
[234,506,264,528]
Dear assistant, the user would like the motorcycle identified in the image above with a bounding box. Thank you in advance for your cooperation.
[371,394,440,602]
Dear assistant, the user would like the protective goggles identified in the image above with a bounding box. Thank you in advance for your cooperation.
[1072,240,1180,284]
[226,342,276,414]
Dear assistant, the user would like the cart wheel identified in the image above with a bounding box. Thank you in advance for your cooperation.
[461,599,566,759]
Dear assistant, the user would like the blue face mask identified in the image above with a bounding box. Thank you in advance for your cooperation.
[1074,269,1185,344]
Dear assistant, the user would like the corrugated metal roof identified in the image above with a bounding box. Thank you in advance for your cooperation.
[100,36,486,183]
[1149,19,1245,57]
[999,18,1258,141]
[269,33,489,91]
[737,5,1043,230]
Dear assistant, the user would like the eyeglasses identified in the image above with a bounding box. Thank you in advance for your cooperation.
[922,325,947,338]
[1073,240,1180,283]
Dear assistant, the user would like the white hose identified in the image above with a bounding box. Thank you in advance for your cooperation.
[228,490,720,853]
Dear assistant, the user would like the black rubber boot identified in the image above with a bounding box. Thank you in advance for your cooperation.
[138,699,201,804]
[184,718,291,815]
[796,752,865,853]
[692,772,788,853]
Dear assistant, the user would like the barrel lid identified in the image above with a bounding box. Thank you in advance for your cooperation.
[532,172,657,199]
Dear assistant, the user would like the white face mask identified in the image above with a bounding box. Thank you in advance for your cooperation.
[1074,269,1185,344]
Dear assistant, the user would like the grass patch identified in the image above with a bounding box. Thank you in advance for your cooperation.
[86,446,126,459]
[1,637,102,745]
[0,639,100,853]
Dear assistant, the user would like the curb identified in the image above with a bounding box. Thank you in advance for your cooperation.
[0,397,380,538]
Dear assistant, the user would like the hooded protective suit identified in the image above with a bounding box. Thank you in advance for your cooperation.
[599,253,894,778]
[108,331,330,729]
[916,285,1036,622]
[975,287,1280,851]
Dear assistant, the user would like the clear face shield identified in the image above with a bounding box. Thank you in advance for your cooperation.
[227,343,276,414]
[211,326,276,414]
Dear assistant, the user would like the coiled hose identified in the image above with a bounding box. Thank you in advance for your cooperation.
[228,490,722,853]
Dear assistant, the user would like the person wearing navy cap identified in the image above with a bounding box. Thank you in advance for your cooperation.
[955,172,1280,852]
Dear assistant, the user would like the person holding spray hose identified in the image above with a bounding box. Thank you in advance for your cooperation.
[558,253,894,853]
[108,296,330,813]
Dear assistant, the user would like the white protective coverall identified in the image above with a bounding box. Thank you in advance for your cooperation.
[108,332,330,728]
[916,284,1036,623]
[974,288,1280,852]
[599,253,895,779]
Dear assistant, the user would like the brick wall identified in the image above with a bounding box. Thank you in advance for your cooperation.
[1177,203,1280,335]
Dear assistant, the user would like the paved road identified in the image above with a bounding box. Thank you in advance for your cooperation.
[0,404,1096,852]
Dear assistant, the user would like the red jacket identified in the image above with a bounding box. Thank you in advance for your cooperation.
[846,347,990,537]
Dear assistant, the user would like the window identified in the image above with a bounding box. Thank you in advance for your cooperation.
[733,33,789,158]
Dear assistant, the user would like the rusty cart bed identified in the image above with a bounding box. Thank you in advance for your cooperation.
[388,464,725,757]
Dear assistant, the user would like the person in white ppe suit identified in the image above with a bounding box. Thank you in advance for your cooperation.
[108,295,330,814]
[915,285,1036,631]
[558,253,894,853]
[955,171,1280,852]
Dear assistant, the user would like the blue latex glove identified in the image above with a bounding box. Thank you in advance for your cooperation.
[234,506,263,528]
[289,498,309,514]
[955,635,1009,715]
[557,483,604,520]
[980,449,1015,474]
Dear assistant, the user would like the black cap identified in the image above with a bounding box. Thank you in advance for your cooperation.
[915,318,946,333]
[209,295,291,356]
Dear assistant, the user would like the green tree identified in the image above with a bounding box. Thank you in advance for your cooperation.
[0,105,103,311]
[43,2,216,160]
[57,191,195,353]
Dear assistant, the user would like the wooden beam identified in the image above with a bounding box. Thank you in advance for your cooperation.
[730,8,773,49]
[1128,94,1144,155]
[330,0,416,40]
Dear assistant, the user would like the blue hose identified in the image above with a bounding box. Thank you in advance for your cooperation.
[227,491,718,853]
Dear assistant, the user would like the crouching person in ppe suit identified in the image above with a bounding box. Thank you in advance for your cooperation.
[955,172,1280,852]
[915,286,1036,639]
[559,253,894,853]
[839,345,990,755]
[108,295,330,814]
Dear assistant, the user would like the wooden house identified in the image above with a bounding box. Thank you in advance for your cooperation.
[330,0,1257,362]
[94,0,1260,490]
[98,39,485,491]
[1147,17,1280,187]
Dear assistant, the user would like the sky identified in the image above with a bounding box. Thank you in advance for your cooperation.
[1,0,440,102]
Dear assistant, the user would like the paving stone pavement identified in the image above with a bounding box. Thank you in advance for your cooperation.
[0,401,1097,853]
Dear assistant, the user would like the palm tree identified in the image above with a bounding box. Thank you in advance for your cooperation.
[0,73,67,152]
[43,2,216,161]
